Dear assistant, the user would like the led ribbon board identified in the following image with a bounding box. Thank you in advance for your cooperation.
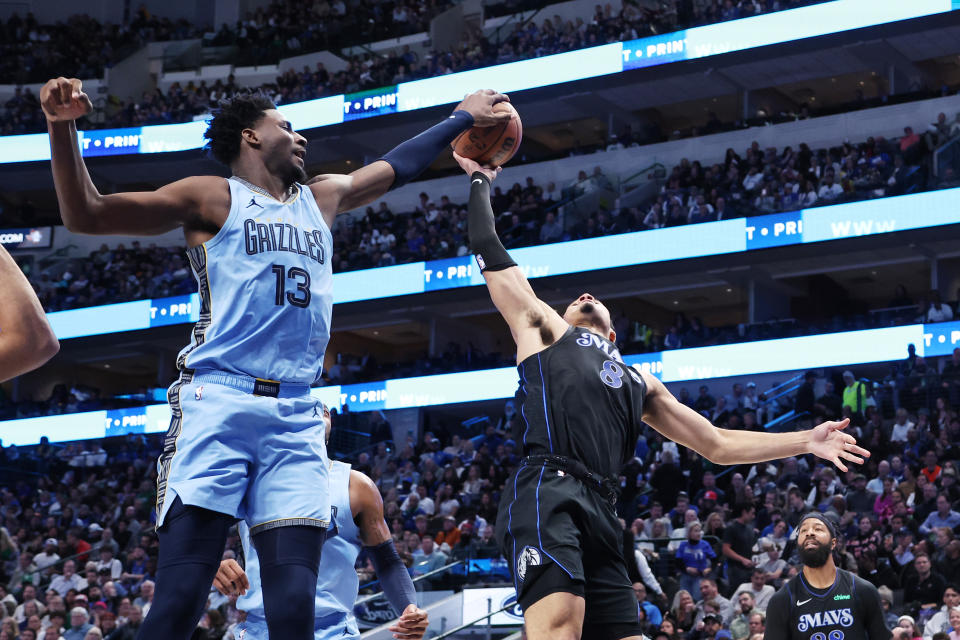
[0,0,953,163]
[3,319,957,444]
[45,186,960,340]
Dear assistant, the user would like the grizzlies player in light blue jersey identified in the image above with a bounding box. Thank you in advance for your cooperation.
[40,75,509,640]
[213,405,428,640]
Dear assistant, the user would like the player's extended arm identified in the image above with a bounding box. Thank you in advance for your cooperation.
[860,581,891,640]
[352,472,421,618]
[762,589,789,640]
[309,90,512,229]
[0,245,59,382]
[42,77,215,235]
[458,157,568,361]
[639,371,869,471]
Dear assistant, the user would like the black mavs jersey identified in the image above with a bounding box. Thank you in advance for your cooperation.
[513,326,646,478]
[765,569,888,640]
[494,325,648,632]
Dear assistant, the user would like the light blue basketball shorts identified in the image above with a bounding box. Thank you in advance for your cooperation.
[155,370,330,533]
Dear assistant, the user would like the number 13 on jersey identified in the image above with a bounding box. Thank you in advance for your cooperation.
[271,264,311,308]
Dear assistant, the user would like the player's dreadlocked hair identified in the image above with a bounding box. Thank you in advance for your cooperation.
[203,92,277,166]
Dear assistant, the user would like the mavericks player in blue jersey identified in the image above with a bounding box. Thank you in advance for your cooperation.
[213,405,428,640]
[40,75,508,640]
[453,152,872,640]
[764,513,888,640]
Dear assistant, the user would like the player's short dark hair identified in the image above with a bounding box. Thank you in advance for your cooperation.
[735,502,754,516]
[203,92,277,166]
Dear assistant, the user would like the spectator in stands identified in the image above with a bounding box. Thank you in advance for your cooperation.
[730,591,759,640]
[50,562,85,598]
[905,554,947,615]
[62,607,92,640]
[922,586,960,639]
[920,495,960,535]
[733,568,774,612]
[676,521,715,595]
[927,291,954,323]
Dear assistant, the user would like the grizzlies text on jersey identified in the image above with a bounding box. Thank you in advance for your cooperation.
[764,569,889,640]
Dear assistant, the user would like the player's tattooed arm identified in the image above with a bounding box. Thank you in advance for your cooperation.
[638,370,869,471]
[41,78,217,237]
[0,245,59,382]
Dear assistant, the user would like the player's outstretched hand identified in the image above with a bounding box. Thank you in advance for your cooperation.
[452,151,502,182]
[455,89,511,127]
[40,77,93,122]
[212,559,249,596]
[808,418,870,472]
[388,604,429,640]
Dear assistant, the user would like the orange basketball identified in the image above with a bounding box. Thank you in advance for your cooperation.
[452,101,522,167]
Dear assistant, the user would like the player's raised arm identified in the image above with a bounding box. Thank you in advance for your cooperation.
[42,77,217,236]
[638,370,870,472]
[308,90,511,229]
[351,471,427,638]
[453,153,568,362]
[0,245,59,382]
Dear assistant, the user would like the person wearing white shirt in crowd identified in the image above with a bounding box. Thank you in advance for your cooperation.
[95,547,122,580]
[34,540,60,574]
[49,561,86,597]
[633,547,665,599]
[890,409,914,443]
[734,568,776,612]
[669,510,701,552]
[14,585,46,623]
[817,170,844,201]
[742,167,764,192]
[866,460,891,495]
[927,291,954,323]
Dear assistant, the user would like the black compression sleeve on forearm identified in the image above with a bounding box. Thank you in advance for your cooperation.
[468,172,516,272]
[379,110,474,189]
[367,539,417,615]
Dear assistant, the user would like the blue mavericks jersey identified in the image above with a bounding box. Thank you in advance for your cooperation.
[238,461,362,628]
[177,177,333,384]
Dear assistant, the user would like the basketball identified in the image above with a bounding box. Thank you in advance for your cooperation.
[452,101,522,167]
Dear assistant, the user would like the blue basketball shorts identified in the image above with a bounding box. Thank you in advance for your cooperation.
[155,370,330,534]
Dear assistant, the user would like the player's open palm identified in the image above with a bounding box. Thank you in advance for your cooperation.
[452,151,502,181]
[455,89,512,127]
[388,604,428,639]
[40,77,93,122]
[808,418,869,472]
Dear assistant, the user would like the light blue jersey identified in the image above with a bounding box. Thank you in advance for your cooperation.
[155,176,332,529]
[178,177,333,384]
[237,461,362,640]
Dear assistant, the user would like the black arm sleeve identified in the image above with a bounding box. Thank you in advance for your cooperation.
[856,576,892,639]
[367,539,417,616]
[763,586,791,640]
[379,111,474,188]
[467,172,516,272]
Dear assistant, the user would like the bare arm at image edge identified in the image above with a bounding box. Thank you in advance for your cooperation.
[0,246,59,382]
